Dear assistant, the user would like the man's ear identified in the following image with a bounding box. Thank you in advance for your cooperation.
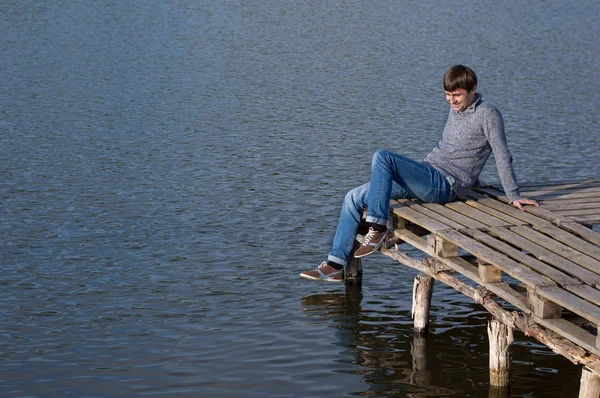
[471,84,477,94]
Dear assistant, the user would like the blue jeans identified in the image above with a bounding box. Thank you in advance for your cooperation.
[328,150,456,266]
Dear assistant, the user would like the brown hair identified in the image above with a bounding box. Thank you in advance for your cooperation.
[443,65,477,92]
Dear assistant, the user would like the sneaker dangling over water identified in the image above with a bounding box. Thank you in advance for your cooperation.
[300,262,343,282]
[354,227,391,258]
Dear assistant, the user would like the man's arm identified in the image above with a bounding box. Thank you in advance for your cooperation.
[484,109,539,210]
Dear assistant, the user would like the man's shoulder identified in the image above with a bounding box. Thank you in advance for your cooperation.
[476,99,503,122]
[477,98,501,114]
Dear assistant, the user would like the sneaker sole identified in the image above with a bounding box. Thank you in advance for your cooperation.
[354,232,391,258]
[300,273,343,282]
[354,244,383,258]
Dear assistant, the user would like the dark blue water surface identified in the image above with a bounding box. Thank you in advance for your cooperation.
[1,1,599,397]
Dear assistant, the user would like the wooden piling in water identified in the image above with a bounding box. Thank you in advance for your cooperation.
[345,240,362,283]
[487,319,513,387]
[412,274,434,335]
[580,367,600,398]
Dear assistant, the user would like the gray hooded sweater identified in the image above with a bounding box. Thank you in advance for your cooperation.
[425,94,521,203]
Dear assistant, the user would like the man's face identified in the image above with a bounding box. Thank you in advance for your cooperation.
[445,88,476,112]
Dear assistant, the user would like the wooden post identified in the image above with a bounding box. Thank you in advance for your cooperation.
[488,319,513,387]
[527,287,561,319]
[412,274,435,335]
[580,367,600,398]
[427,234,458,257]
[345,240,362,284]
[478,259,502,283]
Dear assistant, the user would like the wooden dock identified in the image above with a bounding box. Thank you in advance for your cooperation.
[349,179,600,396]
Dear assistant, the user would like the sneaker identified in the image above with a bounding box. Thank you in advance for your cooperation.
[354,227,391,258]
[300,262,344,282]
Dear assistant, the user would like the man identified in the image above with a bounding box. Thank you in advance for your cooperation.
[301,65,538,282]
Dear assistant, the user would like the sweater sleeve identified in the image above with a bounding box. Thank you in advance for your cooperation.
[484,108,521,203]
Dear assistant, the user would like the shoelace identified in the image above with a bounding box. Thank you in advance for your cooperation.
[317,262,328,270]
[362,227,378,246]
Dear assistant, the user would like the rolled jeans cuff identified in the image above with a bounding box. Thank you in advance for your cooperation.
[365,215,387,226]
[327,255,347,267]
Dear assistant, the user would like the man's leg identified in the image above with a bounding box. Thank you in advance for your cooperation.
[354,150,456,258]
[327,182,370,267]
[301,181,409,282]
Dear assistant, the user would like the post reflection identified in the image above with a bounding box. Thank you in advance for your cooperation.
[300,283,453,397]
[410,334,429,388]
[488,385,510,398]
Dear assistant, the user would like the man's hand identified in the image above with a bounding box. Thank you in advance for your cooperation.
[512,198,540,211]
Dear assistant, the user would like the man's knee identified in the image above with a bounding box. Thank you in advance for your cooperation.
[344,184,369,208]
[371,149,391,167]
[344,187,361,205]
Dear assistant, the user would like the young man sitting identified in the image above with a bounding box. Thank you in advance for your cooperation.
[301,65,538,282]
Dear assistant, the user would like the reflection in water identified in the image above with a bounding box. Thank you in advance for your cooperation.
[488,385,510,398]
[300,282,581,397]
[411,334,429,388]
[301,284,456,397]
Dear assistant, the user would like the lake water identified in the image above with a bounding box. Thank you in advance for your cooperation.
[1,1,599,397]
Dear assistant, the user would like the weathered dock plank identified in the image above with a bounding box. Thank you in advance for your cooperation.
[525,206,580,225]
[390,200,454,232]
[437,229,556,288]
[560,221,600,246]
[575,215,600,224]
[396,200,466,230]
[444,201,511,227]
[475,183,600,225]
[554,208,600,218]
[535,317,599,356]
[471,197,546,225]
[520,186,600,198]
[464,199,528,225]
[536,285,600,325]
[543,201,600,211]
[510,226,600,274]
[565,284,600,307]
[478,184,600,203]
[518,179,599,190]
[462,228,580,286]
[530,223,600,261]
[421,202,488,229]
[487,226,600,284]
